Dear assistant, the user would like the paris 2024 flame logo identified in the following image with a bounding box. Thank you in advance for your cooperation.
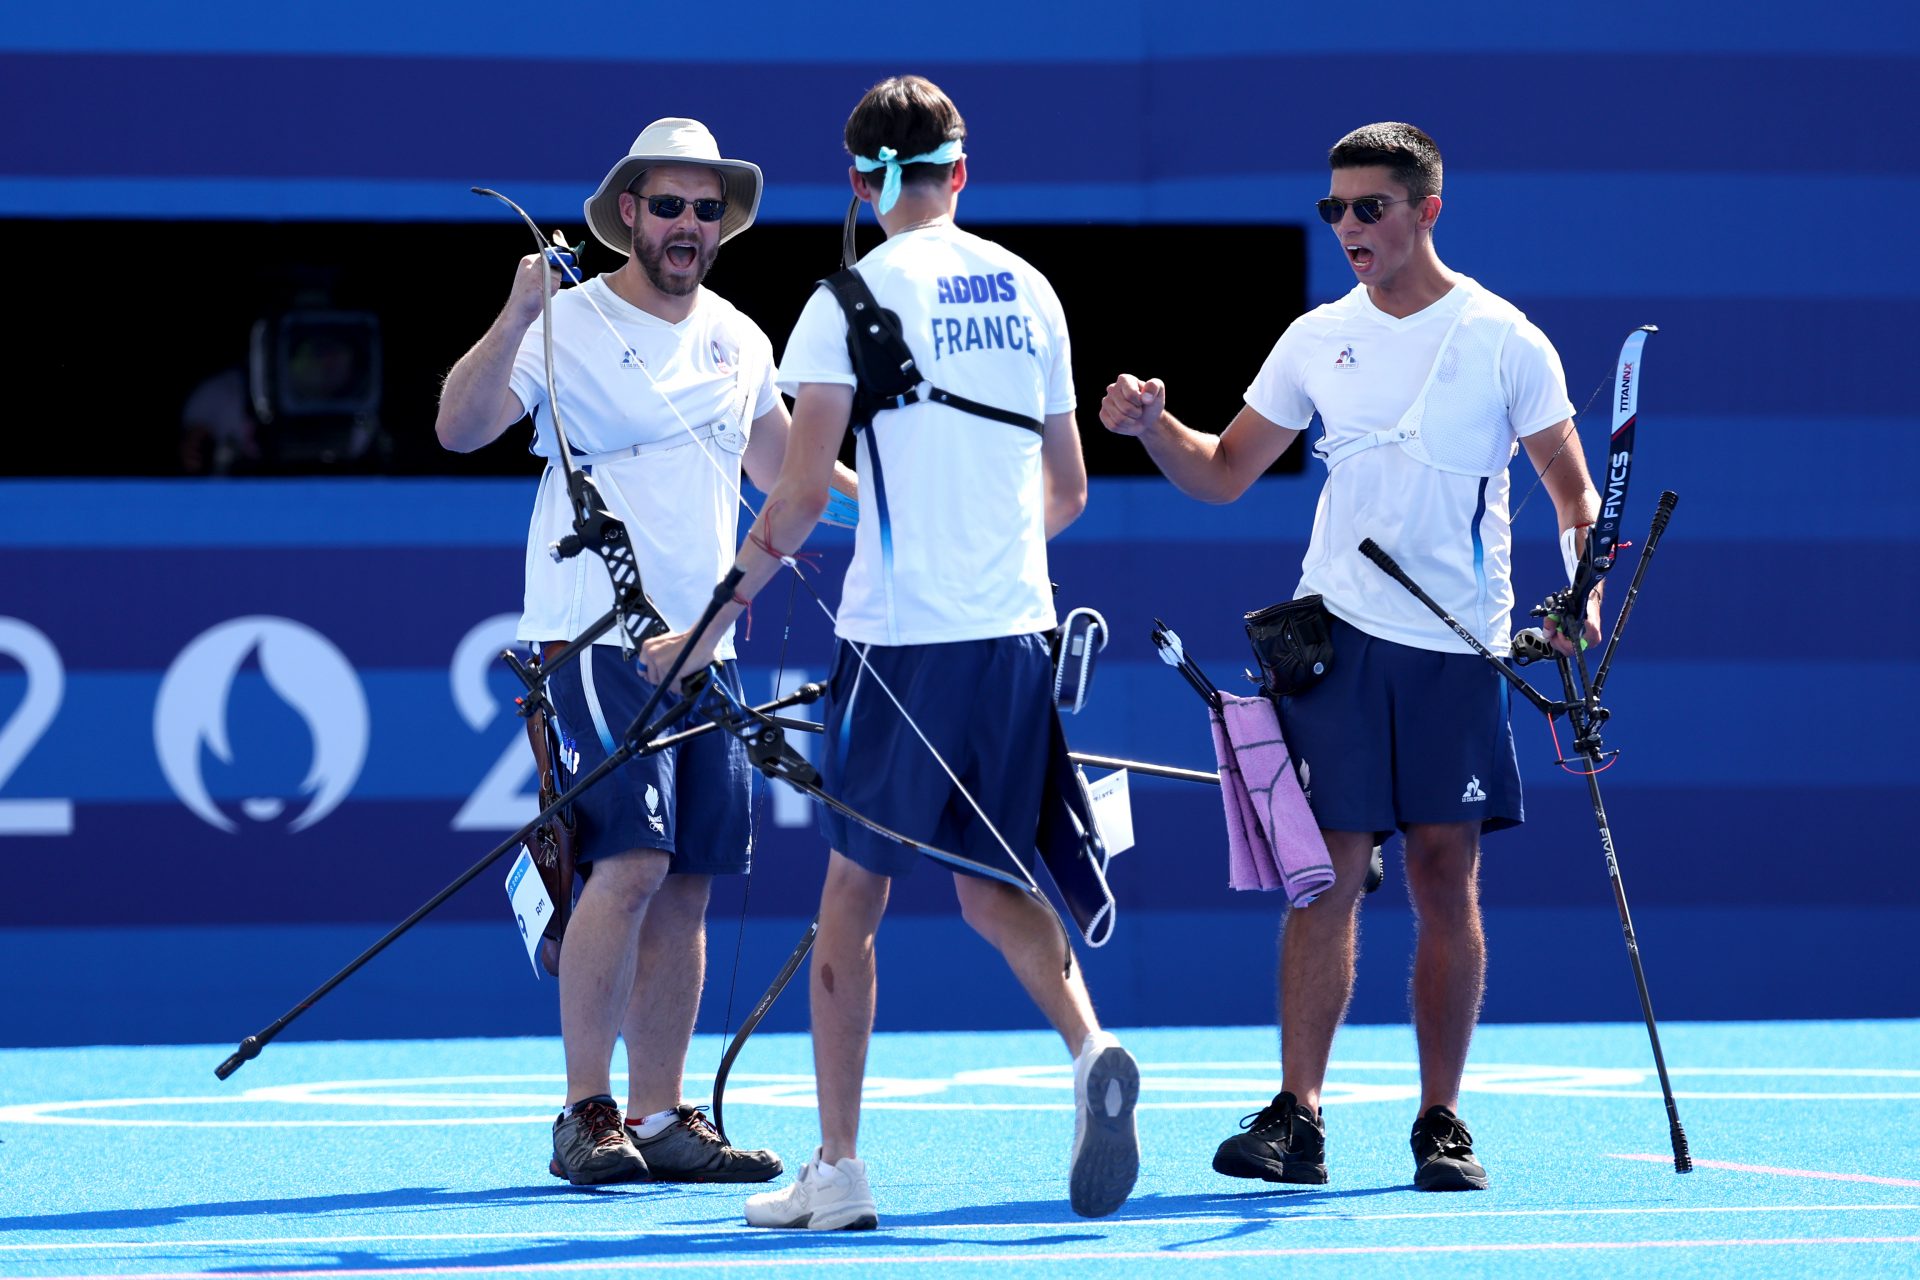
[153,617,368,832]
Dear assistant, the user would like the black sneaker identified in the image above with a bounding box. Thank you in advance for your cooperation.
[1410,1105,1488,1191]
[1212,1090,1328,1184]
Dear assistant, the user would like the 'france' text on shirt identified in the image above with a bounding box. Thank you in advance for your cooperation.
[930,273,1035,362]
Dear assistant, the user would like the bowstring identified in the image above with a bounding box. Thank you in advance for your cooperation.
[1510,369,1613,528]
[715,572,796,1081]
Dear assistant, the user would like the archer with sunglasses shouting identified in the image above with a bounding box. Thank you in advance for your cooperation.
[438,118,852,1188]
[1101,123,1601,1193]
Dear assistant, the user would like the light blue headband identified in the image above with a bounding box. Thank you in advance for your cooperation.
[853,139,965,214]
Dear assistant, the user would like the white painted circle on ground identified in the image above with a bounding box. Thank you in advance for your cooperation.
[3,1060,1914,1127]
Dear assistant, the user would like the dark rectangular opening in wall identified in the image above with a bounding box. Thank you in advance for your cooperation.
[8,220,1307,477]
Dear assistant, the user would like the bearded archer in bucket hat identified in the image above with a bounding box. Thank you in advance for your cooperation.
[437,117,856,1187]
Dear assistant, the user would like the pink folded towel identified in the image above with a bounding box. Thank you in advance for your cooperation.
[1209,693,1333,907]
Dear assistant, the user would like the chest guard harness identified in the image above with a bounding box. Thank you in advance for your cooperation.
[821,268,1045,436]
[1314,282,1527,478]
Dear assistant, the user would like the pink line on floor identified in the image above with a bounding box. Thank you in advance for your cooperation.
[1610,1153,1920,1187]
[37,1235,1920,1279]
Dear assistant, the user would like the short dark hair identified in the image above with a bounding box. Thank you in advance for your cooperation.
[1328,122,1443,201]
[845,75,967,196]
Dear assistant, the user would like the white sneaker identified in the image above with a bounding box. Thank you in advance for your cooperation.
[1070,1031,1140,1217]
[743,1149,878,1230]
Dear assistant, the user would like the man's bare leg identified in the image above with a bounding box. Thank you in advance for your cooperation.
[955,870,1138,1217]
[1278,831,1379,1112]
[1402,821,1484,1112]
[559,850,669,1104]
[954,874,1098,1052]
[813,851,889,1164]
[620,872,711,1118]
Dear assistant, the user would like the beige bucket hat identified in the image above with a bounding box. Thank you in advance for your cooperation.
[583,118,763,253]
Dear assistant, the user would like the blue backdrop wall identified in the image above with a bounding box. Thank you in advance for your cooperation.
[1,467,1913,1047]
[1,3,1914,1045]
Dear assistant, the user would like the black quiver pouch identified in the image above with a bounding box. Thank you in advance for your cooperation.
[821,268,1045,435]
[1245,594,1335,698]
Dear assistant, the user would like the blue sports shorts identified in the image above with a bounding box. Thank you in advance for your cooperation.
[1277,615,1522,841]
[545,646,752,874]
[818,634,1051,880]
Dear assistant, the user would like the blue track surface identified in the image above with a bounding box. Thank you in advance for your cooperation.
[4,1021,1916,1278]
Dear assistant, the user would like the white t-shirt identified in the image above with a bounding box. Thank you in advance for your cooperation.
[777,224,1075,645]
[1245,278,1574,655]
[509,276,778,658]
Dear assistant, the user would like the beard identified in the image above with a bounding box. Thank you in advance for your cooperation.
[633,227,718,297]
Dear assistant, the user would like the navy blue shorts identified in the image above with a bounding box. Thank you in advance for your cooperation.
[1277,616,1522,841]
[545,646,753,874]
[819,635,1051,879]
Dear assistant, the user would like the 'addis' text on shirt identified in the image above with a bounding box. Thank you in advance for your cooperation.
[930,272,1037,361]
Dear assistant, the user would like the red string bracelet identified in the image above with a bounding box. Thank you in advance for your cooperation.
[748,528,791,561]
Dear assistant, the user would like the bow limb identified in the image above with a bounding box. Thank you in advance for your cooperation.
[711,912,817,1149]
[710,574,799,1146]
[1591,325,1656,573]
[470,187,586,477]
[1561,325,1657,633]
[1512,324,1656,536]
[703,708,1076,1145]
[800,778,1062,902]
[697,676,1056,903]
[472,187,669,658]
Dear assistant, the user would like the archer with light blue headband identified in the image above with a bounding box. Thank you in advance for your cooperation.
[853,139,966,214]
[838,127,965,284]
[732,73,1135,1231]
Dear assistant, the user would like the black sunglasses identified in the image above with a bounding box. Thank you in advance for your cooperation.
[639,193,728,223]
[1315,196,1414,225]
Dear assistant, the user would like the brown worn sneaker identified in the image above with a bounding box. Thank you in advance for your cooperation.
[1410,1104,1489,1191]
[549,1096,648,1185]
[627,1105,784,1183]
